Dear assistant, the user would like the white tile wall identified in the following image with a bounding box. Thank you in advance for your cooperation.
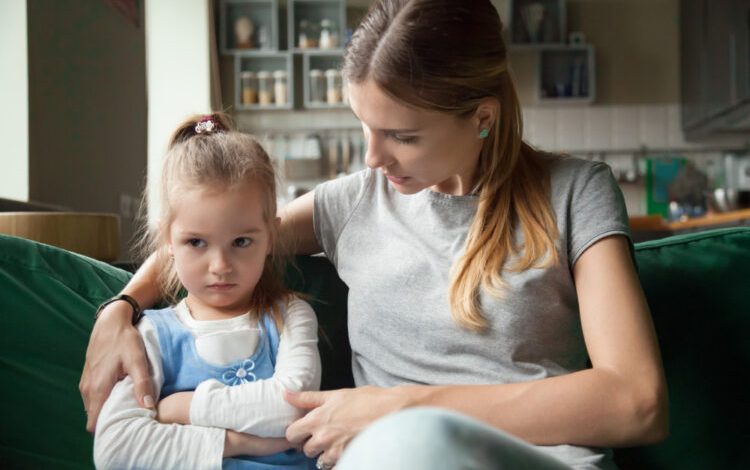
[523,104,700,153]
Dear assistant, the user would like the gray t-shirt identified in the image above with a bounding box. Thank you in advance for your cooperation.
[313,156,629,469]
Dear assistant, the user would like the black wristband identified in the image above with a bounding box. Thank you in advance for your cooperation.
[94,294,144,325]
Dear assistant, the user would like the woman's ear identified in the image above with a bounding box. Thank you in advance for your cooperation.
[474,98,499,137]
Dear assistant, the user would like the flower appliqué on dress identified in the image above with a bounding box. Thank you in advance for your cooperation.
[222,359,257,386]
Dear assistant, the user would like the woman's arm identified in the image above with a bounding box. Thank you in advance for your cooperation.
[286,235,668,462]
[278,190,322,255]
[185,299,321,437]
[80,253,162,432]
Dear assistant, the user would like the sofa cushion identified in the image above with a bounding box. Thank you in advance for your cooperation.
[619,227,750,469]
[0,234,130,469]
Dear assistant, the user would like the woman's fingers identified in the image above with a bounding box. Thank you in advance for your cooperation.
[79,301,153,432]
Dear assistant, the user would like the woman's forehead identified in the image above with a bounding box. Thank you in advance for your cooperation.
[348,80,448,131]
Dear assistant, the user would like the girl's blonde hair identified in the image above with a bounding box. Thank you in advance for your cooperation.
[344,0,560,331]
[137,113,290,324]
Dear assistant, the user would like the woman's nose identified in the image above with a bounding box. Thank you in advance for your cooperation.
[364,134,391,169]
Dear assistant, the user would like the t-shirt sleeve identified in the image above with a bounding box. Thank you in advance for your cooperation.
[567,162,632,267]
[313,169,371,264]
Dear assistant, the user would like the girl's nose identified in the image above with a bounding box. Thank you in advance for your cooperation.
[209,250,232,275]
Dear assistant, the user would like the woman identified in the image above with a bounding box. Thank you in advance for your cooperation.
[80,1,667,468]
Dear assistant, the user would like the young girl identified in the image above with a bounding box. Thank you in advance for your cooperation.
[93,114,320,469]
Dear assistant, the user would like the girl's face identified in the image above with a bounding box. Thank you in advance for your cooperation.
[348,79,489,196]
[167,181,273,320]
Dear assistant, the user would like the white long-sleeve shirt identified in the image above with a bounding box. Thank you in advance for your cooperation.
[94,297,321,470]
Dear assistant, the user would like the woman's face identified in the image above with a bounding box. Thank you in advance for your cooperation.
[348,79,488,196]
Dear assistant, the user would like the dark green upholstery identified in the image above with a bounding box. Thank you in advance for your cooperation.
[1,228,748,469]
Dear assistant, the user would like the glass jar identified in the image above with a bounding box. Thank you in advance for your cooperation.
[298,19,319,49]
[319,19,338,49]
[257,71,273,105]
[273,70,288,106]
[240,71,257,105]
[309,69,325,103]
[325,69,342,104]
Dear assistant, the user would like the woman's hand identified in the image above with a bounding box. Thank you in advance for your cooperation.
[156,391,194,425]
[284,386,412,467]
[79,301,155,432]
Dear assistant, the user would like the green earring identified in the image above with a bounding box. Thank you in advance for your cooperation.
[479,129,490,139]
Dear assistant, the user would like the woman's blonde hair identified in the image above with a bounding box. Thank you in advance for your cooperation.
[137,113,290,325]
[344,0,560,331]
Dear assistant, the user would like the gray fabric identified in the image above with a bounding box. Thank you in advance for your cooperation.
[313,155,630,468]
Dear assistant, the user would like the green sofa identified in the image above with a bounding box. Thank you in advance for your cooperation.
[1,228,748,469]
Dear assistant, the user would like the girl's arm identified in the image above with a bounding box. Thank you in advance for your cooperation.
[285,235,668,462]
[94,317,295,469]
[187,298,322,437]
[80,253,162,432]
[93,317,225,470]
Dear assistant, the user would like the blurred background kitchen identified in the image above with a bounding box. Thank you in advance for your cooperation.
[1,0,749,263]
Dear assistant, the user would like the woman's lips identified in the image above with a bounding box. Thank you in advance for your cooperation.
[386,174,410,185]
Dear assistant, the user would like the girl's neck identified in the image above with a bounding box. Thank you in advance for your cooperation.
[184,296,252,321]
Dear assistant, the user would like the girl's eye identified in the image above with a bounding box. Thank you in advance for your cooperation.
[233,237,253,248]
[187,238,205,248]
[390,133,418,145]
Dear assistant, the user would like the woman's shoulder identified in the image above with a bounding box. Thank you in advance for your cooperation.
[541,154,617,195]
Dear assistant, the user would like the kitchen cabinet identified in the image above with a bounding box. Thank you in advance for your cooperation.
[220,0,279,53]
[220,0,347,110]
[537,45,595,103]
[680,0,750,137]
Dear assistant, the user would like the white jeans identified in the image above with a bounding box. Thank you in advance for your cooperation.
[336,407,574,470]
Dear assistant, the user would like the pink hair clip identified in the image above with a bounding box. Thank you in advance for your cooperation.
[195,115,221,134]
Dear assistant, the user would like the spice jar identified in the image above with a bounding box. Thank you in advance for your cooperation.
[309,69,325,103]
[319,19,338,49]
[257,71,273,105]
[240,71,257,105]
[325,69,342,104]
[273,70,288,106]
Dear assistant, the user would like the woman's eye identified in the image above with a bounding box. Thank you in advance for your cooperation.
[233,237,253,248]
[187,238,205,248]
[390,133,418,145]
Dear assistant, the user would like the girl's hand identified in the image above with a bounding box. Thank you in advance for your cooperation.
[79,301,155,432]
[156,391,194,425]
[284,386,411,467]
[224,430,295,457]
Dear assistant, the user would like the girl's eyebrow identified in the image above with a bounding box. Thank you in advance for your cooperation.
[178,227,264,237]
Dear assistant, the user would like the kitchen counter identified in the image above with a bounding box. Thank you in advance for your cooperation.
[667,208,750,230]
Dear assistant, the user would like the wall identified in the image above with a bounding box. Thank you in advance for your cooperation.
[145,0,214,224]
[0,0,29,201]
[26,0,147,260]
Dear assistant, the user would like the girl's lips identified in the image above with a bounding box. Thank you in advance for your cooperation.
[207,283,236,291]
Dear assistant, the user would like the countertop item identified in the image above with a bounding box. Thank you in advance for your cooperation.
[0,212,120,261]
